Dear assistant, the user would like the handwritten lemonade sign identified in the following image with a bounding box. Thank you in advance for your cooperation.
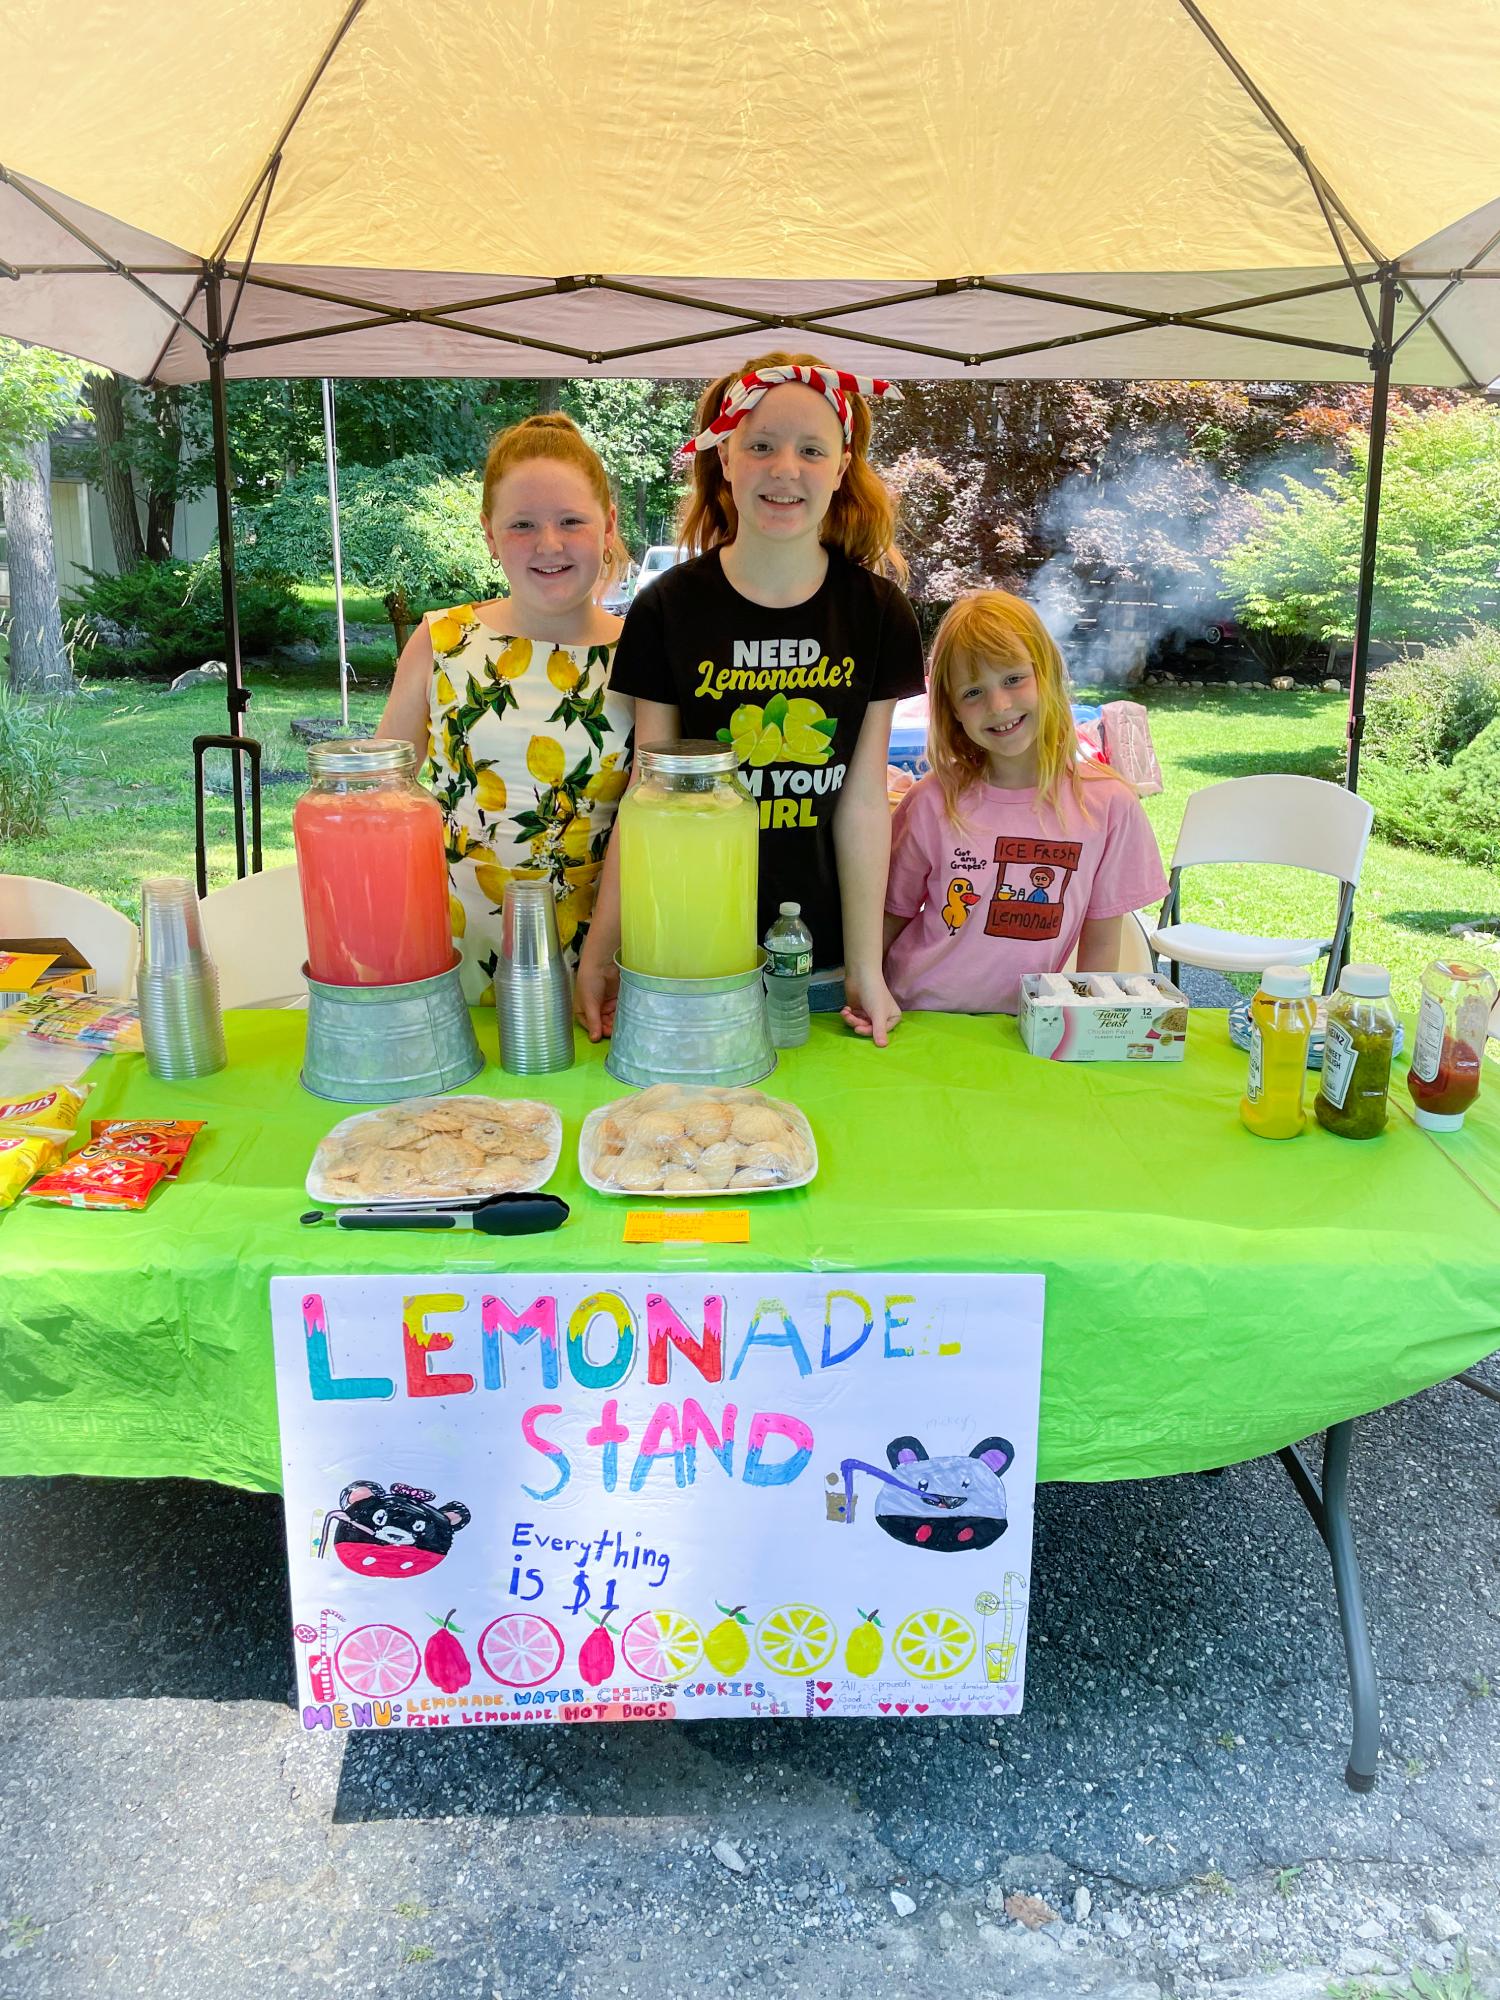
[270,1272,1043,1733]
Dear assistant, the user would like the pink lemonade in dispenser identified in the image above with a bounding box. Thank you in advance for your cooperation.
[293,739,453,988]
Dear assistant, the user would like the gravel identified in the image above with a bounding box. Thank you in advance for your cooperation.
[2,1355,1497,1998]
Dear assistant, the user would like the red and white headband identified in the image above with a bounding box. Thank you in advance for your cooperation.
[683,364,902,455]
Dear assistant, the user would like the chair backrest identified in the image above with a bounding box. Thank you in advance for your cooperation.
[1170,776,1373,885]
[1100,702,1163,797]
[0,875,141,998]
[1058,909,1155,977]
[199,865,309,1009]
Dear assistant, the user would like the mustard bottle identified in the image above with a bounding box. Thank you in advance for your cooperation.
[1240,964,1317,1139]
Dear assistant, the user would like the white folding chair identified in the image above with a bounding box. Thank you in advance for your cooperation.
[1151,776,1374,997]
[199,865,309,1009]
[0,875,141,998]
[1059,908,1156,977]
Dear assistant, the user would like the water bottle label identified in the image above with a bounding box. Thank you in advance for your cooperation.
[1320,1020,1356,1109]
[769,949,813,978]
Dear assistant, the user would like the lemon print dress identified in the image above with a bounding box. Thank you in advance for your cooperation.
[422,606,633,1002]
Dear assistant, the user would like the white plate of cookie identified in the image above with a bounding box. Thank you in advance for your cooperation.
[307,1095,562,1205]
[579,1084,817,1197]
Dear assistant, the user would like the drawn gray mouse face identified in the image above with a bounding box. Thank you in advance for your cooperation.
[873,1436,1013,1552]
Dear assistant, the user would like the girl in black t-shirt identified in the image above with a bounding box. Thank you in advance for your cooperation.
[578,351,925,1048]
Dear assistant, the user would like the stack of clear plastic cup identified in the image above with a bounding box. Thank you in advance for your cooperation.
[137,877,227,1080]
[496,881,574,1074]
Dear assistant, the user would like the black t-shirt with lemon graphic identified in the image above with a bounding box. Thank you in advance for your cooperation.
[610,550,924,957]
[422,606,633,1001]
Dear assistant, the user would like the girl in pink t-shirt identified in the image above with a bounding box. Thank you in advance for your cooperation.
[860,592,1168,1023]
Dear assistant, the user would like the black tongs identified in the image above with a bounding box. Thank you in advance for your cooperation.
[301,1191,569,1234]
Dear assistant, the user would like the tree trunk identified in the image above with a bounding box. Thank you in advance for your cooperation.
[144,386,183,559]
[535,379,561,415]
[86,372,145,570]
[2,434,76,695]
[384,584,416,657]
[635,479,648,548]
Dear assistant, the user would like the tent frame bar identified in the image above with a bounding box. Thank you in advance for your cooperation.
[1344,271,1398,803]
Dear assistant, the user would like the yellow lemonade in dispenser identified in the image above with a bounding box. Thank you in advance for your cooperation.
[618,744,759,979]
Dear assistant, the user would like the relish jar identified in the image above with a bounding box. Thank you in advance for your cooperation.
[293,738,452,988]
[616,742,759,979]
[1314,963,1397,1139]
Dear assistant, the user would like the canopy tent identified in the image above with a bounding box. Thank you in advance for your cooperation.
[4,0,1500,864]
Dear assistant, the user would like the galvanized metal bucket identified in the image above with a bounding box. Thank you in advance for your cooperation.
[605,953,776,1089]
[301,958,484,1102]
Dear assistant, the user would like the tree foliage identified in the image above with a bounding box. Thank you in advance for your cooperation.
[237,453,492,601]
[563,378,698,551]
[0,339,95,476]
[1218,401,1500,643]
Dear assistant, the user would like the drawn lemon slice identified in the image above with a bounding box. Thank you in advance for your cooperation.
[727,704,765,762]
[755,1603,838,1677]
[781,698,835,763]
[973,1591,1001,1617]
[892,1608,977,1681]
[620,1610,703,1682]
[746,722,783,767]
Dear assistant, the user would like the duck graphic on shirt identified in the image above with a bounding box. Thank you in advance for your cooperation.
[942,876,982,934]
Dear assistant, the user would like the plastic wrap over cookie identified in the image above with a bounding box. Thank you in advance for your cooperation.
[306,1095,562,1205]
[578,1084,817,1198]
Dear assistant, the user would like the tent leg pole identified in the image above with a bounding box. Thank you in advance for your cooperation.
[1338,270,1397,978]
[203,268,253,882]
[1344,272,1397,802]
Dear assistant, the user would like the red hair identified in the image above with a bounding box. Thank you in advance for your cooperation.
[678,350,906,580]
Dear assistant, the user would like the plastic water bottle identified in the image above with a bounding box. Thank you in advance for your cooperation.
[763,903,814,1048]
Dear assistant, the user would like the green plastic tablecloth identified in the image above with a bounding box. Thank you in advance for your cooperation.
[2,1008,1497,1492]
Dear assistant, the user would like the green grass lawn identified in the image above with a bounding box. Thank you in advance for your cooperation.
[6,659,391,904]
[1118,684,1500,1004]
[294,582,456,626]
[7,669,1498,1012]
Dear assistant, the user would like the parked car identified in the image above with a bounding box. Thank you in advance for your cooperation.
[603,543,689,615]
[634,543,690,594]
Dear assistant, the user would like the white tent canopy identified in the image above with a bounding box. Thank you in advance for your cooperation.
[4,0,1499,388]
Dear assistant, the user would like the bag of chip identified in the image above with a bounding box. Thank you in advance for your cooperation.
[89,1118,204,1178]
[0,1081,90,1140]
[0,1132,62,1208]
[24,1144,169,1211]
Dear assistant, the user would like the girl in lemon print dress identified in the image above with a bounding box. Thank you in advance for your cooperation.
[379,414,634,1001]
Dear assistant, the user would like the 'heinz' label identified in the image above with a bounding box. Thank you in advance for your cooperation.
[1320,1021,1357,1109]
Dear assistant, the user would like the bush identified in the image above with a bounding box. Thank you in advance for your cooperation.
[1362,626,1500,769]
[1369,716,1500,868]
[67,558,318,675]
[0,682,74,838]
[237,454,492,605]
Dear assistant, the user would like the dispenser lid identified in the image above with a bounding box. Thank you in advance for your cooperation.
[1338,962,1390,998]
[1259,964,1312,998]
[307,736,414,777]
[638,740,739,776]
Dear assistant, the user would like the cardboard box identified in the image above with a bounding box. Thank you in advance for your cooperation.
[0,938,97,1005]
[1018,971,1189,1062]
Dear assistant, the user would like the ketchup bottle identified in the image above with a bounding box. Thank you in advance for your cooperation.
[1406,959,1497,1132]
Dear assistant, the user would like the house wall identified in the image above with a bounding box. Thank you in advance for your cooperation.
[0,479,94,607]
